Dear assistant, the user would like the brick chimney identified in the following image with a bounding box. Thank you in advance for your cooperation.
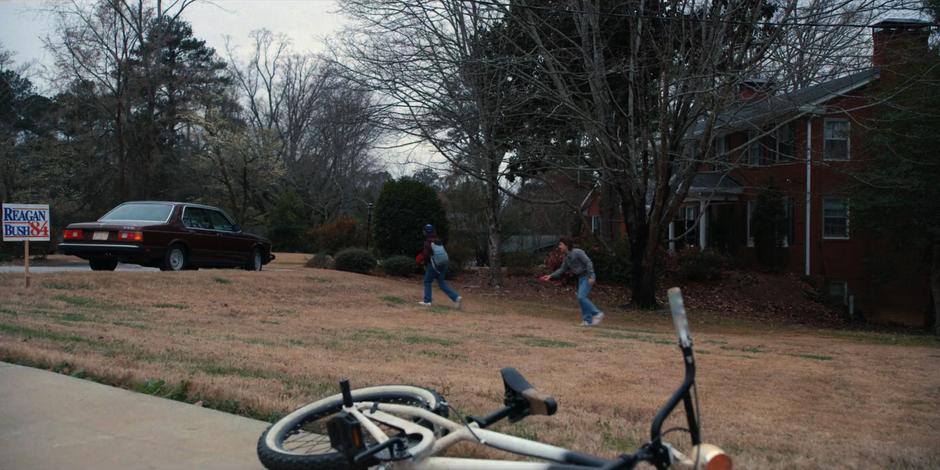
[871,19,931,70]
[738,78,774,102]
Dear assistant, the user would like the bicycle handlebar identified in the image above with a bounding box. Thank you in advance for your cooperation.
[667,287,692,348]
[324,288,717,470]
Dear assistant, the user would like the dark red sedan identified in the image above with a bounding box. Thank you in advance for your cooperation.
[58,201,275,271]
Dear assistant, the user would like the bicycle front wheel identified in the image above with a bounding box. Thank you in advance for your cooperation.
[257,385,448,470]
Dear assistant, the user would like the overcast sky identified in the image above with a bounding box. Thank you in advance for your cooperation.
[0,0,434,174]
[0,0,345,76]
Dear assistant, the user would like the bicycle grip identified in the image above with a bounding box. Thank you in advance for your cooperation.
[667,287,692,348]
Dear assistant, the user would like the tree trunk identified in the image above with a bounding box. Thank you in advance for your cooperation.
[116,106,129,201]
[931,243,940,335]
[485,179,503,289]
[629,218,658,308]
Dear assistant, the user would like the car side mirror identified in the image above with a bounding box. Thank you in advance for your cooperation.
[232,224,241,233]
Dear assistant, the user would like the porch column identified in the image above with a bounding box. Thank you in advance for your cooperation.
[668,222,675,253]
[805,116,812,276]
[699,200,707,250]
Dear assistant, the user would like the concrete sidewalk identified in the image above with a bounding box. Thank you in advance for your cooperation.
[0,361,269,470]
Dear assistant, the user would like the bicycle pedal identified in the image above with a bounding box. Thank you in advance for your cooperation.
[327,411,366,462]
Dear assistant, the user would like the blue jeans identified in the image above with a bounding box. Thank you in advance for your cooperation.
[424,264,459,303]
[577,274,601,322]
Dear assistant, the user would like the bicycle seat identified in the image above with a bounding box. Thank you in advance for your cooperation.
[501,368,558,418]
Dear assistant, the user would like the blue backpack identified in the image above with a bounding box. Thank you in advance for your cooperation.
[430,242,449,269]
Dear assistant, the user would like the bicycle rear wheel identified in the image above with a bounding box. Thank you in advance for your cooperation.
[257,385,448,470]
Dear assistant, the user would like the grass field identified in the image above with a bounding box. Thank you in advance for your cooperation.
[1,260,939,469]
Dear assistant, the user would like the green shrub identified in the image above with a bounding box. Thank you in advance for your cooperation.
[382,255,417,276]
[444,241,472,278]
[502,251,537,267]
[503,251,537,277]
[544,248,565,271]
[305,252,334,269]
[373,178,448,257]
[584,239,632,284]
[0,252,12,263]
[307,217,361,255]
[751,182,788,271]
[542,248,573,284]
[334,248,377,274]
[267,191,311,252]
[677,249,727,281]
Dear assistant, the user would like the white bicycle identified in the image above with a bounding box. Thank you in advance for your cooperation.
[257,288,732,470]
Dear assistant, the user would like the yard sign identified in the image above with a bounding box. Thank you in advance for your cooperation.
[3,204,51,241]
[2,203,50,288]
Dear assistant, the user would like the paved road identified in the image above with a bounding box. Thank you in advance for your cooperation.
[0,362,269,470]
[0,262,159,273]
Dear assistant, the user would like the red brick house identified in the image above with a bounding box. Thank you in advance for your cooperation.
[584,19,934,327]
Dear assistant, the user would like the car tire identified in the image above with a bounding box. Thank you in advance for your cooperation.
[89,258,118,271]
[161,244,187,272]
[244,247,263,271]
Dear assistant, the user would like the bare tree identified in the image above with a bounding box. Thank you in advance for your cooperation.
[44,0,202,199]
[492,0,787,306]
[764,0,898,90]
[336,0,541,287]
[227,30,384,225]
[43,0,224,203]
[184,88,284,226]
[495,0,923,306]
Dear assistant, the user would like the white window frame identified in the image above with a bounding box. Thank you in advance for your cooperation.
[828,280,848,305]
[822,197,850,239]
[775,124,794,162]
[823,119,850,161]
[747,130,763,166]
[684,206,699,245]
[714,135,728,162]
[746,201,755,247]
[590,215,601,234]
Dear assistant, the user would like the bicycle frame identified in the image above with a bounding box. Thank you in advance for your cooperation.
[307,287,728,470]
[348,401,613,469]
[341,350,702,468]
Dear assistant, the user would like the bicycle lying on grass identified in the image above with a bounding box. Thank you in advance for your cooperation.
[257,287,731,470]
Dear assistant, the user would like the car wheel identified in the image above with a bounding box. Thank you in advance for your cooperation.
[89,258,118,271]
[245,247,263,271]
[161,244,187,271]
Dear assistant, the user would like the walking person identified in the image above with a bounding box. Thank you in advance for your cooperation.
[418,224,462,310]
[540,237,603,326]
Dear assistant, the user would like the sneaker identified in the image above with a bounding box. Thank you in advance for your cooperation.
[591,312,605,326]
[454,296,463,310]
[579,320,591,326]
[417,301,432,306]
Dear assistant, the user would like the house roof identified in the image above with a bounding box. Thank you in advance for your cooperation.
[871,18,932,31]
[690,172,743,192]
[694,68,880,136]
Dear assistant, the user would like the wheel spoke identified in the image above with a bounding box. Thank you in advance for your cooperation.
[259,388,445,469]
[282,431,334,454]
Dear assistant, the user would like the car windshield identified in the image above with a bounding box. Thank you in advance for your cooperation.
[99,203,173,222]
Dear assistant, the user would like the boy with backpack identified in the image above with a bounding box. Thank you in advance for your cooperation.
[418,224,462,309]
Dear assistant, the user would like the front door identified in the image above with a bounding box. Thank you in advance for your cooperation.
[181,207,222,265]
[205,209,251,265]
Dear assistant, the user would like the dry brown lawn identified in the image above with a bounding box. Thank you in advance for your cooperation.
[1,259,938,469]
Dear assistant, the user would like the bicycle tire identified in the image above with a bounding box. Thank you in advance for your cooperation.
[257,385,448,470]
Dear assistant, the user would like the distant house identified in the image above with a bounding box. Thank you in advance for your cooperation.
[583,19,934,327]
